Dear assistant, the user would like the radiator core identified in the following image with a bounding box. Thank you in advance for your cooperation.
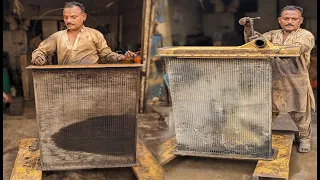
[30,64,141,170]
[166,58,273,160]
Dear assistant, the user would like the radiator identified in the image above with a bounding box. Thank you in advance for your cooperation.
[158,45,300,160]
[29,64,141,171]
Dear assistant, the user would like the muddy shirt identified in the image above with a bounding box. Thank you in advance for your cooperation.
[32,26,121,65]
[245,28,315,112]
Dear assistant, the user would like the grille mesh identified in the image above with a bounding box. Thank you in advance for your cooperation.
[32,67,140,170]
[166,58,272,159]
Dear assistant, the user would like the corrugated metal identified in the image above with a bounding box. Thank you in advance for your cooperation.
[30,65,141,171]
[166,58,273,160]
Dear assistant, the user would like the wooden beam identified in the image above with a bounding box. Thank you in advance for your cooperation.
[142,4,156,112]
[252,132,295,180]
[11,138,164,180]
[139,0,153,113]
[158,137,177,166]
[132,139,164,179]
[10,138,42,180]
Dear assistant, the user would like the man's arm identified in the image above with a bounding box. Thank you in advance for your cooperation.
[94,31,137,63]
[239,17,271,43]
[94,32,122,63]
[243,30,273,43]
[291,31,315,54]
[31,34,57,65]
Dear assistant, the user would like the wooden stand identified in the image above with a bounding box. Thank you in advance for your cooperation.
[158,132,295,180]
[10,138,164,180]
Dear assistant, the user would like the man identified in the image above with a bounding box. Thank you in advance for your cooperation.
[32,1,135,65]
[239,5,315,153]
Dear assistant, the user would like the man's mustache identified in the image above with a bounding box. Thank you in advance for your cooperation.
[286,24,294,26]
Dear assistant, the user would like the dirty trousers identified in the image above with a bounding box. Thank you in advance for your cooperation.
[272,101,312,143]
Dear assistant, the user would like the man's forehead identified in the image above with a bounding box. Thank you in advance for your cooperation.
[281,9,302,17]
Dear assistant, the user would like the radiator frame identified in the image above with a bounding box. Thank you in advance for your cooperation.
[28,64,142,171]
[158,44,300,161]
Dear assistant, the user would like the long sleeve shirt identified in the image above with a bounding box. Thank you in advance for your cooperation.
[32,26,121,65]
[245,28,315,112]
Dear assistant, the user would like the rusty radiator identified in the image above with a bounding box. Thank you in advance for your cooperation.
[29,64,141,171]
[158,44,300,160]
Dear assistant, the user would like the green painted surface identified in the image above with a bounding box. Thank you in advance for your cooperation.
[3,68,11,94]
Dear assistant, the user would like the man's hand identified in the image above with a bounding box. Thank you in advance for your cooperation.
[118,51,137,61]
[248,32,262,42]
[239,17,251,27]
[32,57,47,65]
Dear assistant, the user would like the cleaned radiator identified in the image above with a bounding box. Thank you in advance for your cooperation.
[29,64,141,171]
[158,45,300,160]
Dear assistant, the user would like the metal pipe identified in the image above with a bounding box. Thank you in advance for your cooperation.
[255,38,267,48]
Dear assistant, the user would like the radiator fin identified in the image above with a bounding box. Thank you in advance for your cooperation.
[32,67,140,170]
[166,58,272,159]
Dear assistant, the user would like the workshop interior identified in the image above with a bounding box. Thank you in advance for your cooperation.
[3,0,317,180]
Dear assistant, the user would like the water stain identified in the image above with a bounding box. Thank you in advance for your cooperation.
[51,115,136,156]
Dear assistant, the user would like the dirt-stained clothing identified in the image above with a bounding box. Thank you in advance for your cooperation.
[245,28,315,142]
[245,28,315,112]
[32,26,121,65]
[272,95,312,143]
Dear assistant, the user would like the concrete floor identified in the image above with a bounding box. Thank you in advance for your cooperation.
[3,100,317,180]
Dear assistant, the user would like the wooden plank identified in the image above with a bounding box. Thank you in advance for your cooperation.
[142,4,156,112]
[10,138,42,180]
[252,131,295,180]
[139,0,152,113]
[132,139,164,180]
[158,137,176,166]
[11,138,164,180]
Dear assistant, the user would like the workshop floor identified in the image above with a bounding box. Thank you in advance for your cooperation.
[3,100,317,180]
